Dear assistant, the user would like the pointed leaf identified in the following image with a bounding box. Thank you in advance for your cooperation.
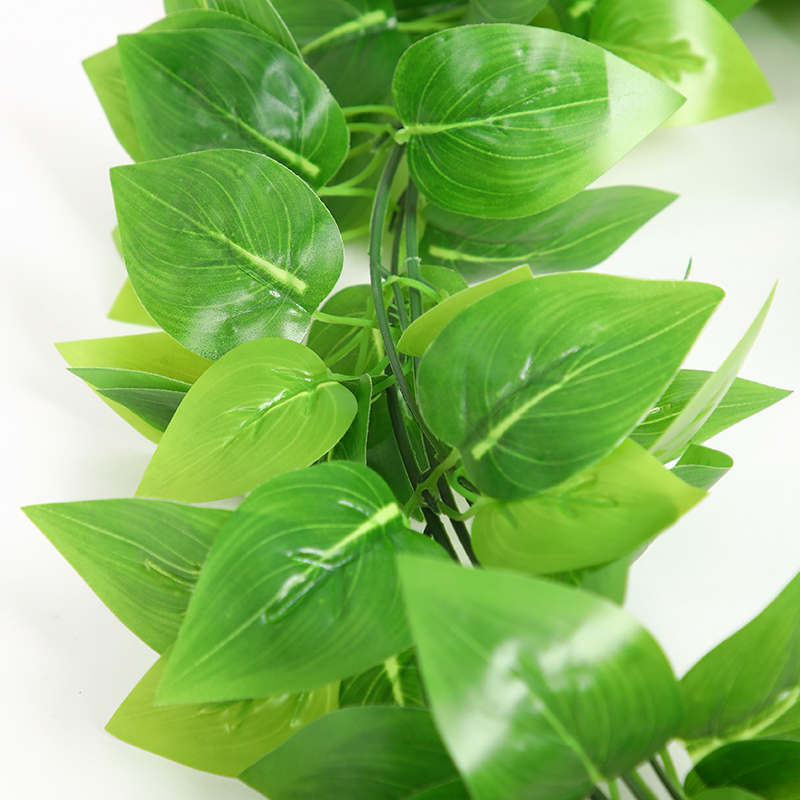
[671,444,733,491]
[468,0,549,23]
[473,438,705,574]
[417,273,724,500]
[108,279,157,326]
[399,556,683,800]
[339,649,425,709]
[118,29,348,187]
[331,374,373,464]
[112,149,344,360]
[157,462,445,702]
[106,647,337,776]
[420,187,677,282]
[69,367,191,393]
[137,338,357,502]
[393,24,684,217]
[590,0,773,126]
[650,285,776,463]
[22,500,229,653]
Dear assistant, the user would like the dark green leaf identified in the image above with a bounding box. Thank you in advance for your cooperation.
[472,438,705,574]
[407,781,473,800]
[240,706,459,800]
[693,791,766,800]
[630,370,791,452]
[685,740,800,799]
[112,149,343,360]
[393,24,683,217]
[468,0,549,23]
[420,186,677,282]
[704,0,760,20]
[157,462,445,702]
[118,29,348,187]
[106,647,337,776]
[137,338,357,503]
[399,556,683,800]
[108,279,157,326]
[332,374,373,464]
[22,500,229,653]
[671,444,733,491]
[680,571,800,759]
[417,274,724,500]
[590,0,773,126]
[339,648,425,709]
[367,394,415,506]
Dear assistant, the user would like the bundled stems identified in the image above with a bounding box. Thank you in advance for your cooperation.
[649,758,686,800]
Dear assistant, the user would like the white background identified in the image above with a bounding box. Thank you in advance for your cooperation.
[1,1,798,797]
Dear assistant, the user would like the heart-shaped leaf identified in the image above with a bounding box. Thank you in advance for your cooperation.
[156,462,445,702]
[112,149,343,360]
[417,273,724,500]
[137,338,357,502]
[393,24,684,217]
[398,556,683,800]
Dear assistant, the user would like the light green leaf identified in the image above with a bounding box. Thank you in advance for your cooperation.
[649,285,776,463]
[397,265,533,358]
[112,149,343,360]
[106,647,337,776]
[332,374,373,464]
[137,338,357,503]
[417,273,724,500]
[680,571,800,760]
[630,369,791,451]
[420,264,469,299]
[22,500,229,653]
[580,556,630,605]
[685,740,800,799]
[157,462,445,702]
[108,279,157,326]
[705,0,760,21]
[339,648,425,709]
[240,706,459,800]
[590,0,773,126]
[473,438,705,574]
[398,556,683,800]
[420,186,677,282]
[671,443,733,491]
[393,24,684,218]
[468,0,549,23]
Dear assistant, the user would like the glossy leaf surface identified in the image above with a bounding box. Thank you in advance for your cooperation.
[399,556,683,800]
[332,374,372,464]
[119,29,348,187]
[680,571,800,759]
[398,265,532,358]
[22,500,229,653]
[468,0,548,23]
[590,0,773,126]
[650,285,776,463]
[106,648,337,776]
[137,339,356,502]
[420,187,677,282]
[157,463,444,702]
[408,781,473,800]
[112,149,343,360]
[339,648,425,708]
[630,369,791,452]
[393,24,684,217]
[241,706,459,800]
[417,274,724,500]
[472,438,705,574]
[108,279,156,326]
[671,444,733,491]
[685,740,800,799]
[693,791,765,800]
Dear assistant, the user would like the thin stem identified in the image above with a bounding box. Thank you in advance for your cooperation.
[437,479,480,565]
[342,104,399,119]
[321,140,391,193]
[609,780,622,800]
[422,508,459,561]
[384,275,443,304]
[386,384,422,487]
[403,449,460,516]
[622,773,659,800]
[658,748,682,789]
[396,6,465,32]
[404,179,423,323]
[649,758,686,800]
[348,122,394,134]
[317,186,376,198]
[312,310,377,328]
[389,195,409,331]
[591,789,611,800]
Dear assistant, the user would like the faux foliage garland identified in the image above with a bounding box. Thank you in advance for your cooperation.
[23,1,800,799]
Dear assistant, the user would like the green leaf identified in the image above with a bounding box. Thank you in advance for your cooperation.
[649,285,777,463]
[157,462,445,702]
[671,443,733,490]
[685,740,800,799]
[420,186,677,282]
[393,24,684,218]
[468,0,549,23]
[630,370,791,452]
[56,333,212,443]
[407,781,473,800]
[417,273,724,500]
[112,149,343,360]
[339,648,425,709]
[137,338,357,503]
[367,394,415,506]
[106,647,337,776]
[108,279,157,326]
[579,556,630,605]
[332,374,373,464]
[163,1,301,54]
[240,706,460,800]
[22,500,229,653]
[118,29,348,188]
[693,791,766,800]
[590,0,773,126]
[680,571,800,759]
[705,0,760,21]
[420,264,469,300]
[472,438,705,574]
[272,0,412,107]
[397,265,533,358]
[398,556,684,800]
[306,285,380,374]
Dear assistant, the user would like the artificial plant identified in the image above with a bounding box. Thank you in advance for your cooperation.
[24,1,799,799]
